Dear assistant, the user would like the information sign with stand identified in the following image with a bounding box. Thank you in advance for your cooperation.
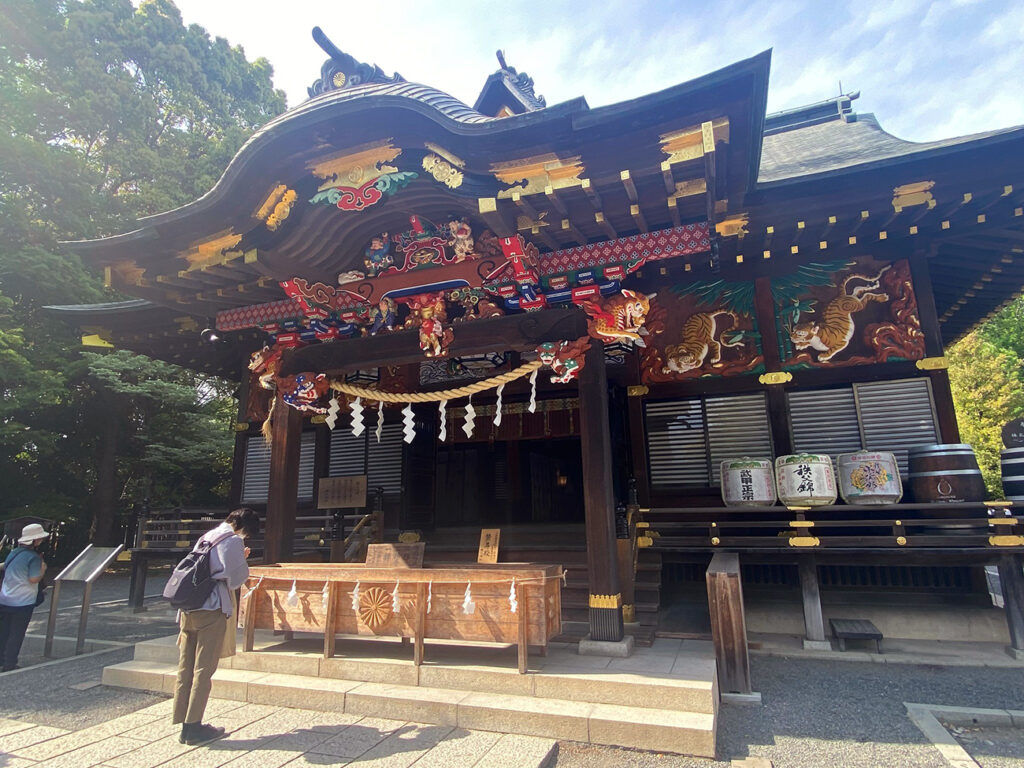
[44,544,124,657]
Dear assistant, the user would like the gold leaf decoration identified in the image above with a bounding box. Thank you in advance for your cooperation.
[358,587,393,630]
[422,153,464,189]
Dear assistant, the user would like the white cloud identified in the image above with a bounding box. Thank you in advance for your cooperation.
[163,0,1024,142]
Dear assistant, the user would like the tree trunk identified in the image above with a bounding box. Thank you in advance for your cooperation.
[90,392,120,545]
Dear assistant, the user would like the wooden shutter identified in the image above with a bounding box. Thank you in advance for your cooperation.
[705,393,774,484]
[788,387,863,466]
[855,378,938,474]
[296,431,316,501]
[367,423,404,497]
[240,431,315,503]
[646,399,709,488]
[240,435,271,504]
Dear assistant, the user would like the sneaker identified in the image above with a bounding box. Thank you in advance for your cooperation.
[179,722,226,745]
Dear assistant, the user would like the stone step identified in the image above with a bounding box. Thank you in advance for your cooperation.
[129,634,715,713]
[102,659,715,757]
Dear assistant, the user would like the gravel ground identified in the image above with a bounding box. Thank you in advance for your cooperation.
[949,725,1024,768]
[554,656,1024,768]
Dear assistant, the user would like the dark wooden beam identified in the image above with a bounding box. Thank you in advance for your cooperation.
[280,307,588,376]
[578,341,624,642]
[265,393,303,563]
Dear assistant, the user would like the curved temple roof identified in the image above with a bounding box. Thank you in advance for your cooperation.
[51,38,1024,372]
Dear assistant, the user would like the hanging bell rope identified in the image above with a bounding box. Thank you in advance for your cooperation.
[329,360,543,403]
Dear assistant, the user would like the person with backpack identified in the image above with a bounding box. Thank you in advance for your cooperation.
[168,508,259,745]
[0,523,49,672]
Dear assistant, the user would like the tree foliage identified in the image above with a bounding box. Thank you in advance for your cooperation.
[947,331,1024,498]
[0,0,286,543]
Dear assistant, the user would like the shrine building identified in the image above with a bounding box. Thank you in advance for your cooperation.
[53,29,1024,667]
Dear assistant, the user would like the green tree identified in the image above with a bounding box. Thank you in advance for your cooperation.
[980,295,1024,371]
[947,332,1024,498]
[0,0,286,543]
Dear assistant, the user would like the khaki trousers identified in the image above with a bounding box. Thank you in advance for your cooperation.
[172,609,228,725]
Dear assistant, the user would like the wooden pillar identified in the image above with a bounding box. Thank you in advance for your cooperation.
[264,394,303,564]
[579,341,624,642]
[753,277,794,457]
[997,554,1024,656]
[706,552,752,694]
[798,557,830,649]
[625,355,651,507]
[909,252,961,442]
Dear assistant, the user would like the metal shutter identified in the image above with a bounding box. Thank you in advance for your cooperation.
[240,435,271,504]
[646,399,708,487]
[788,387,863,466]
[296,431,315,501]
[705,393,774,484]
[855,378,938,474]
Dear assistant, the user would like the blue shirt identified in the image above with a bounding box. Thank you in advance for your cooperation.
[0,547,42,608]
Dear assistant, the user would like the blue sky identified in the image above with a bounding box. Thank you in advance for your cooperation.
[170,0,1023,143]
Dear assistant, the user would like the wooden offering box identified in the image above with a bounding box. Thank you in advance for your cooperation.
[239,562,563,673]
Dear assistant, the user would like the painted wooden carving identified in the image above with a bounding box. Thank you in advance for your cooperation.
[641,280,764,382]
[583,290,654,347]
[537,338,591,383]
[279,372,330,413]
[772,257,923,369]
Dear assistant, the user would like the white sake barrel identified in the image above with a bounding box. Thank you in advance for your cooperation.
[837,451,903,505]
[775,453,837,507]
[720,458,776,507]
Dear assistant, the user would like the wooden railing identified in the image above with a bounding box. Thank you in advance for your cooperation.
[133,510,333,558]
[635,502,1023,552]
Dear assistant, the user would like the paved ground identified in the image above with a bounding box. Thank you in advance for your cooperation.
[0,700,556,767]
[2,571,1023,767]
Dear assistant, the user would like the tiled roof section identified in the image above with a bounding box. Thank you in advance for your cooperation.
[759,105,1024,185]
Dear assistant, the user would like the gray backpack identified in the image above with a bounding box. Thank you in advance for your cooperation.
[163,532,233,611]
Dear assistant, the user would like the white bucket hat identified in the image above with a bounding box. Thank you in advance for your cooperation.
[18,523,49,545]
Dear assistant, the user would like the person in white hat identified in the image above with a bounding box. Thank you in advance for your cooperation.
[0,523,49,672]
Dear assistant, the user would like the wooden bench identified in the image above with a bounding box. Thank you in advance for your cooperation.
[830,618,883,652]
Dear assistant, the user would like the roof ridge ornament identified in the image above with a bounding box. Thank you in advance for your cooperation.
[307,27,405,98]
[494,49,546,110]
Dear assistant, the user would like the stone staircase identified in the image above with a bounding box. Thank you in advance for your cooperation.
[103,632,718,757]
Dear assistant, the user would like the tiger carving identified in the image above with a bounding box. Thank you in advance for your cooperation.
[583,290,655,346]
[662,311,743,374]
[789,265,891,362]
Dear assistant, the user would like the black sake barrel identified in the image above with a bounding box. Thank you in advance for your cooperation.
[907,444,986,503]
[1001,446,1024,501]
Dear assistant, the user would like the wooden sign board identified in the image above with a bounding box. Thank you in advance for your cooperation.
[318,475,367,509]
[365,543,425,569]
[477,528,500,563]
[1003,418,1024,449]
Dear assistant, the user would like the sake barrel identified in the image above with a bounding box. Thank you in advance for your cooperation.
[1000,446,1024,501]
[720,458,776,507]
[837,451,903,505]
[775,454,837,507]
[907,444,985,503]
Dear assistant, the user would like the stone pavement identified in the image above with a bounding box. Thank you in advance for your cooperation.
[0,698,557,768]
